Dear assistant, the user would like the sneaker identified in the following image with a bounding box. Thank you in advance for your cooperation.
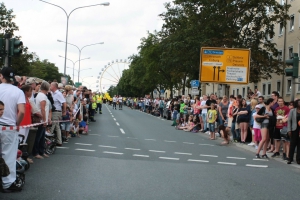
[262,154,269,159]
[255,154,261,158]
[255,145,258,150]
[282,153,287,160]
[271,152,280,158]
[45,132,54,137]
[248,142,255,146]
[2,180,23,193]
[233,140,238,143]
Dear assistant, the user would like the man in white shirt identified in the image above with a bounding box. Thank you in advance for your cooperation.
[118,95,123,110]
[50,82,66,145]
[112,95,117,110]
[252,88,262,99]
[0,67,25,192]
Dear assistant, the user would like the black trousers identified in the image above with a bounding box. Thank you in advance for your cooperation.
[97,103,102,112]
[289,129,300,161]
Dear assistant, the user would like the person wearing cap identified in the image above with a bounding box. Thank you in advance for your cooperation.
[25,77,38,101]
[0,67,25,192]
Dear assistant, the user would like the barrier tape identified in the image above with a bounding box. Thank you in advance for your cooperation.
[0,107,81,131]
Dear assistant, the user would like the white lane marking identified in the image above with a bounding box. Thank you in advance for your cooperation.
[145,139,156,141]
[218,162,237,165]
[112,115,114,117]
[159,157,179,161]
[99,145,117,149]
[125,148,140,151]
[226,157,246,160]
[199,144,215,146]
[127,137,137,139]
[120,128,125,134]
[75,143,92,146]
[116,122,120,126]
[174,152,192,155]
[108,135,119,138]
[200,154,218,158]
[133,154,149,158]
[246,164,268,168]
[56,146,69,149]
[188,159,209,163]
[103,151,123,155]
[149,150,165,153]
[253,159,269,161]
[161,119,165,121]
[164,140,177,143]
[183,142,194,145]
[113,118,116,121]
[75,148,95,152]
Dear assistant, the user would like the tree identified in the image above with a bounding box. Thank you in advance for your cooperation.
[159,0,290,83]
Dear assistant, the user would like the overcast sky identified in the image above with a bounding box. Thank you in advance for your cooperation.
[3,0,167,91]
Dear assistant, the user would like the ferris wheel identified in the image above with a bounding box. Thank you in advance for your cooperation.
[98,59,130,93]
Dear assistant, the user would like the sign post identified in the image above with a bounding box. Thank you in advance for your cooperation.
[199,47,251,84]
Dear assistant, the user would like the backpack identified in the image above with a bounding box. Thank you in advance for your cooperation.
[159,100,164,108]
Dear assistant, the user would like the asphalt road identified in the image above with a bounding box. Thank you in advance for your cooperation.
[2,104,300,200]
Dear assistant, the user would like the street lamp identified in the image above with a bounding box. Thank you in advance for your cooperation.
[82,81,98,88]
[80,76,93,83]
[59,55,90,82]
[67,67,92,82]
[57,40,104,82]
[39,0,109,75]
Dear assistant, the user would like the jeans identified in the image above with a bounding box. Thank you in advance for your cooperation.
[201,113,207,131]
[231,122,240,140]
[119,102,123,109]
[113,102,116,109]
[32,125,45,156]
[1,129,19,189]
[159,107,163,117]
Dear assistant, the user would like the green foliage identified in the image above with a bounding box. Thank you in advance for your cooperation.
[117,0,291,96]
[0,2,74,84]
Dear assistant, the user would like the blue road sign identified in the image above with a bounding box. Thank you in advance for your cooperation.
[190,80,200,87]
[160,89,165,94]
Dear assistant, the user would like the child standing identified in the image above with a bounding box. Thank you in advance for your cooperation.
[253,105,262,149]
[207,103,217,140]
[171,106,178,126]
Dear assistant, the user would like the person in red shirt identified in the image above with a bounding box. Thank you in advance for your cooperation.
[272,97,290,159]
[19,85,34,164]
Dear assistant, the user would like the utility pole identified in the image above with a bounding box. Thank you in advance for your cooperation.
[4,33,11,68]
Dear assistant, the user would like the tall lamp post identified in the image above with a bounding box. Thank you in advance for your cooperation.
[67,67,92,83]
[39,0,109,75]
[59,55,90,82]
[57,40,104,82]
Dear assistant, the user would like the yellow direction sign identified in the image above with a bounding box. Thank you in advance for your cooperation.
[199,47,251,84]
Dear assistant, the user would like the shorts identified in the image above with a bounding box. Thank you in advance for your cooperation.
[61,122,71,131]
[273,128,282,140]
[261,123,268,129]
[209,123,215,132]
[176,113,180,120]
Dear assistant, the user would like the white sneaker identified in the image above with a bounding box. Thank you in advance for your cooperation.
[248,142,255,146]
[205,131,210,134]
[255,145,258,150]
[45,132,54,137]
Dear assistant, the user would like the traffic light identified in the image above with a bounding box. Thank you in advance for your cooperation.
[285,53,299,78]
[0,38,5,57]
[9,38,23,56]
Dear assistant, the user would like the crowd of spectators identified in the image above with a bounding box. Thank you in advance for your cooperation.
[0,67,103,193]
[125,88,300,165]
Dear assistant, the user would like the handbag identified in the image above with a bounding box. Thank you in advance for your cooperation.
[280,126,288,137]
[31,114,42,125]
[255,117,265,123]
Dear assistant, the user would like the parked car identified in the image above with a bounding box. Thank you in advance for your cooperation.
[163,101,171,120]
